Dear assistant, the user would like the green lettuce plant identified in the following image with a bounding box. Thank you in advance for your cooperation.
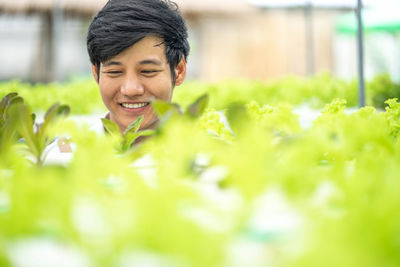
[101,115,155,153]
[10,101,70,165]
[384,98,400,138]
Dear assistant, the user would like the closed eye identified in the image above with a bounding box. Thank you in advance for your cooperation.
[141,70,159,74]
[105,71,122,74]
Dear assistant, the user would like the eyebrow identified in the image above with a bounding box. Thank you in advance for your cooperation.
[102,59,163,67]
[138,59,163,66]
[102,61,122,67]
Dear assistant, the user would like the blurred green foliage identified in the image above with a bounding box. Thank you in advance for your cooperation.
[174,73,400,111]
[1,73,399,114]
[0,79,103,114]
[1,76,400,266]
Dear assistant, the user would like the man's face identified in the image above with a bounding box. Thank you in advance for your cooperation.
[92,35,186,132]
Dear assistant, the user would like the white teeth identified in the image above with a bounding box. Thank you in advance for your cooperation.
[121,102,148,109]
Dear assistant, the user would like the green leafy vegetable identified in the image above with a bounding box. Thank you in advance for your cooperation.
[102,115,155,153]
[7,101,70,165]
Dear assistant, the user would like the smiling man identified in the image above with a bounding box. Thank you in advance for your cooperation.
[87,0,189,132]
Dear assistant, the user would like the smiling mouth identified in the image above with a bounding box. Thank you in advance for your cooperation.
[120,102,150,109]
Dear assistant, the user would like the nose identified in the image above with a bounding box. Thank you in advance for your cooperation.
[120,74,144,96]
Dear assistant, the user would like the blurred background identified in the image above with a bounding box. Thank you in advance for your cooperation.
[0,0,399,83]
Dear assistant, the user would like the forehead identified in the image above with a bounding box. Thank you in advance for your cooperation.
[106,35,167,64]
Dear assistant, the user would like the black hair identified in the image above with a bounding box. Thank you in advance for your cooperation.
[87,0,189,82]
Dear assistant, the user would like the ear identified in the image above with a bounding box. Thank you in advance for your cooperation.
[92,64,99,84]
[174,57,187,86]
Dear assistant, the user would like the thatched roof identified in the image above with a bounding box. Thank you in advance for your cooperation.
[0,0,253,16]
[0,0,102,15]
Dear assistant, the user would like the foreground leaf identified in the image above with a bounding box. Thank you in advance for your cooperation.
[123,115,144,135]
[152,101,181,117]
[101,118,121,138]
[122,129,155,151]
[185,94,209,118]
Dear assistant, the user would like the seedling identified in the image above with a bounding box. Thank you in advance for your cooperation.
[9,101,70,165]
[101,116,154,153]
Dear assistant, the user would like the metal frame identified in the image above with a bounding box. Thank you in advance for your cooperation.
[249,0,366,108]
[356,0,365,107]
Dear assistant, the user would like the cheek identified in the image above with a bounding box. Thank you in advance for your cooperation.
[149,79,173,101]
[159,88,172,101]
[99,81,118,102]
